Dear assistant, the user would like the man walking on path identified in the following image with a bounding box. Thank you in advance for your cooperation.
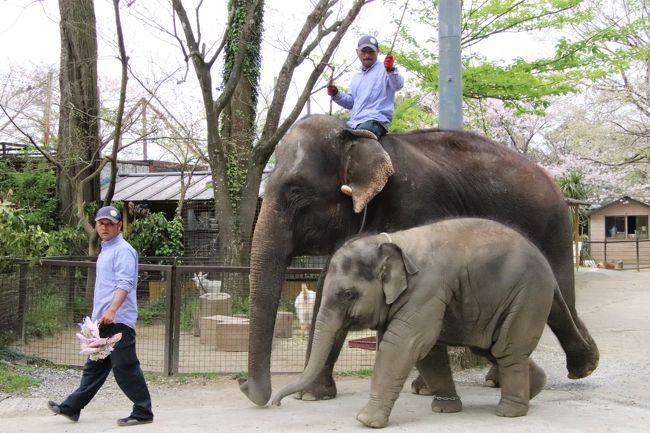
[47,205,153,427]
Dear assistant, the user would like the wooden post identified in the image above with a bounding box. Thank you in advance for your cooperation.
[122,206,128,234]
[573,205,580,270]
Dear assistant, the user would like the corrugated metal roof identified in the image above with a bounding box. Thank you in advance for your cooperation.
[101,171,268,202]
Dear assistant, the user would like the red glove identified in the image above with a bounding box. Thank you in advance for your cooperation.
[326,84,338,96]
[384,54,395,71]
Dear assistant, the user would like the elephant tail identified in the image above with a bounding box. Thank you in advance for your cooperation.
[550,285,599,379]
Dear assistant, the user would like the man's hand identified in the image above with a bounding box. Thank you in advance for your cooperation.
[99,309,116,325]
[384,54,395,72]
[327,84,338,96]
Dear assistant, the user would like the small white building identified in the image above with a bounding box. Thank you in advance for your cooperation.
[587,196,649,268]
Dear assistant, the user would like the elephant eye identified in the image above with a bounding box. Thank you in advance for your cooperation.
[338,288,358,302]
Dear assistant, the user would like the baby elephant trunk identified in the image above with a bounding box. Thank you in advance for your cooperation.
[272,313,342,406]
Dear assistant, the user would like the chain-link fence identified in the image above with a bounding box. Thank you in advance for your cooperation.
[0,257,376,375]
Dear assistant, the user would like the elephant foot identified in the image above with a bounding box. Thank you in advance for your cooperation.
[356,403,390,428]
[566,349,599,379]
[566,329,600,379]
[495,397,528,417]
[410,375,434,395]
[238,376,271,406]
[294,375,337,401]
[430,395,462,413]
[484,365,499,388]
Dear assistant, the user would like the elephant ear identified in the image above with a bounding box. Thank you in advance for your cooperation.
[378,243,419,304]
[340,129,394,213]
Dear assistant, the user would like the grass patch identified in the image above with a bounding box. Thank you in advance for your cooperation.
[0,363,40,394]
[180,297,198,333]
[336,368,373,378]
[143,371,222,386]
[0,349,46,395]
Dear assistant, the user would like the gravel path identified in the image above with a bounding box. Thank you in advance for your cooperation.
[1,268,649,433]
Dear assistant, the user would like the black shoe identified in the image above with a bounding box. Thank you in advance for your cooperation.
[117,416,154,427]
[47,400,80,422]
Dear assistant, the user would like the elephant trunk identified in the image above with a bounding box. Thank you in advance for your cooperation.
[272,309,344,406]
[239,201,292,406]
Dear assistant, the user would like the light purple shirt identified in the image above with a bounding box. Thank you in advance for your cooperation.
[92,233,139,329]
[332,59,404,129]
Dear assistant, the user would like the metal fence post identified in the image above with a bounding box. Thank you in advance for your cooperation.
[161,262,180,376]
[636,238,640,272]
[18,262,28,343]
[66,266,75,322]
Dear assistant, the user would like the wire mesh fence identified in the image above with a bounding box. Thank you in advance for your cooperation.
[0,257,376,375]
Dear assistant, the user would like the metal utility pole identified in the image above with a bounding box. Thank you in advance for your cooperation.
[438,0,463,129]
[42,70,53,146]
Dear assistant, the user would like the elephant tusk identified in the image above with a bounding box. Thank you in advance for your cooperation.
[341,184,352,196]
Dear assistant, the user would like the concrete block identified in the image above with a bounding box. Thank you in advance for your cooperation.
[200,315,249,352]
[274,311,294,338]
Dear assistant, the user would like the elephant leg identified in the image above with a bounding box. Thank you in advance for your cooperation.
[552,267,599,379]
[495,357,530,417]
[410,374,434,395]
[484,364,499,388]
[469,347,499,388]
[295,327,345,401]
[295,264,338,401]
[490,357,545,401]
[416,344,462,413]
[549,304,599,379]
[529,359,546,400]
[356,336,419,427]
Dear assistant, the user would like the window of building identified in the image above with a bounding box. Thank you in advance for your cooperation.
[629,215,648,239]
[605,215,649,239]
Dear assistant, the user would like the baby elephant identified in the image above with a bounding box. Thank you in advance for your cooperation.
[273,218,584,428]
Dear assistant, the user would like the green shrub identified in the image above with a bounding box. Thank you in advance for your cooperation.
[137,296,166,326]
[0,159,58,232]
[127,213,184,257]
[47,225,87,256]
[0,197,49,262]
[232,295,250,315]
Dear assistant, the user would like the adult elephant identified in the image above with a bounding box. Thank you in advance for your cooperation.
[239,114,598,406]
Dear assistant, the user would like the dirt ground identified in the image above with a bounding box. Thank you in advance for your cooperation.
[1,268,649,433]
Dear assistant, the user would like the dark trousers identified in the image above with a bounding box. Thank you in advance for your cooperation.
[60,323,153,420]
[356,120,387,139]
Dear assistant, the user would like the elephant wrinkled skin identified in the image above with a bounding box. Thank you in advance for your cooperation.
[240,114,598,406]
[273,219,571,427]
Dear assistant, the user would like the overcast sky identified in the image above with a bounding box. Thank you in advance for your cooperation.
[1,1,551,79]
[1,0,553,158]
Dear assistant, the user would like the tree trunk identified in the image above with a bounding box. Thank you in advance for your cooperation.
[218,0,263,265]
[57,0,101,225]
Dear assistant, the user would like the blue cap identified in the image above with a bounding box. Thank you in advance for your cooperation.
[357,35,379,52]
[95,206,121,223]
